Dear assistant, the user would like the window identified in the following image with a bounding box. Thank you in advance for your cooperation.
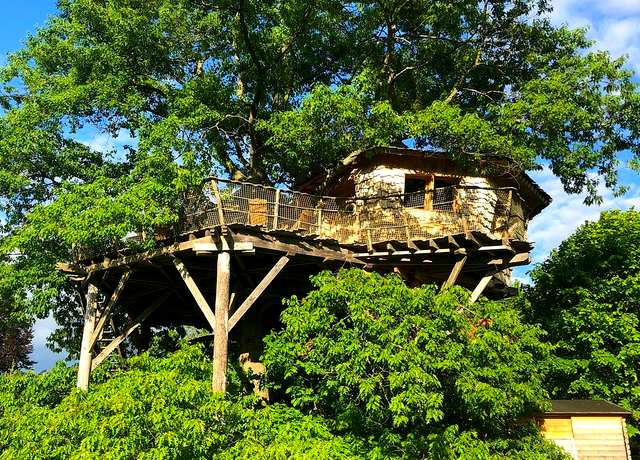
[433,177,459,211]
[403,177,428,207]
[403,174,460,210]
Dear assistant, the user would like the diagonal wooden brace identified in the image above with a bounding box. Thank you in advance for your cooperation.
[441,255,467,291]
[91,294,168,371]
[173,257,216,330]
[228,255,290,332]
[468,270,498,305]
[89,270,131,349]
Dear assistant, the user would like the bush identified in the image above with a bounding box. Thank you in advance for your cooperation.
[0,345,361,459]
[262,269,566,458]
[528,209,640,441]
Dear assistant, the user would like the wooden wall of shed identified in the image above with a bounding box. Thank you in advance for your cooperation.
[540,415,631,460]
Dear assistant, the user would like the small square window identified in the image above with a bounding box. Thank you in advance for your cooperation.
[433,177,459,211]
[404,177,427,206]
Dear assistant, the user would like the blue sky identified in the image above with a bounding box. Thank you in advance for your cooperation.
[1,1,639,371]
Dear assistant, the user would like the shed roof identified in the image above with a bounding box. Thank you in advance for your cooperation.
[545,400,631,417]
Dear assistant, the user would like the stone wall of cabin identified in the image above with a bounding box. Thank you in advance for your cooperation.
[349,162,511,239]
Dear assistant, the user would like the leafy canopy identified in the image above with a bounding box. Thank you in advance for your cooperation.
[262,269,566,458]
[527,209,640,439]
[0,344,363,460]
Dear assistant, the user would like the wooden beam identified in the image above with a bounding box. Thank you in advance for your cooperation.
[232,232,356,262]
[91,294,168,371]
[78,236,252,273]
[228,255,290,332]
[172,257,216,330]
[441,256,467,290]
[212,252,231,393]
[77,283,99,390]
[469,271,496,304]
[89,271,131,349]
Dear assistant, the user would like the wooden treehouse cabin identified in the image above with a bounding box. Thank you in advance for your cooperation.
[58,146,551,391]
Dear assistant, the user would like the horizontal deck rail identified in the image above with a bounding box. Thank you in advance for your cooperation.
[180,178,529,245]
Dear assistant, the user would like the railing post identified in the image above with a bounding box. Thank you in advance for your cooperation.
[317,200,323,237]
[273,189,280,230]
[210,179,226,227]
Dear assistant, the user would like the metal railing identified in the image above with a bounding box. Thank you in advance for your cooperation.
[179,178,529,245]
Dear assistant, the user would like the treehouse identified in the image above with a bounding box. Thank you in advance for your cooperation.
[58,146,551,391]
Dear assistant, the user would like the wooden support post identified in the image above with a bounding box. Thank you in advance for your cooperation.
[228,255,290,331]
[212,252,231,393]
[77,283,99,390]
[89,270,131,349]
[273,189,280,229]
[441,255,467,291]
[211,179,226,226]
[91,294,168,371]
[424,175,434,210]
[401,211,413,245]
[173,257,216,330]
[469,271,496,304]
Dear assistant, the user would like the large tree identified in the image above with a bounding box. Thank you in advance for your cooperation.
[527,209,640,440]
[0,0,639,353]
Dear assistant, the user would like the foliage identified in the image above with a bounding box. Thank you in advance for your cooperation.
[262,269,567,458]
[0,263,34,372]
[0,344,363,460]
[528,209,640,439]
[0,315,33,372]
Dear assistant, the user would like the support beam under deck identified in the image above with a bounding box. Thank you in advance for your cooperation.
[212,252,231,393]
[77,283,99,390]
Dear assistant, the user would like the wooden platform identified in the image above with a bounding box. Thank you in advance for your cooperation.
[61,224,536,392]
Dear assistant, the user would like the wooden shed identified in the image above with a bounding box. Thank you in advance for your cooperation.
[539,400,632,459]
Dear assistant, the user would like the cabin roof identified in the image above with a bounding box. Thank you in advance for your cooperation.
[297,146,552,218]
[545,400,631,417]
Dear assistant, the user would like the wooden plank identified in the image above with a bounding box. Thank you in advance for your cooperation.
[193,241,253,253]
[478,245,514,253]
[172,257,216,330]
[89,271,132,349]
[212,252,231,393]
[232,232,355,262]
[469,271,496,304]
[228,255,290,331]
[91,294,168,371]
[441,256,467,290]
[81,236,241,273]
[76,284,99,390]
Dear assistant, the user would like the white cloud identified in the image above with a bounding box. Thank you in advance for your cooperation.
[81,129,137,157]
[546,0,640,73]
[513,166,640,283]
[526,166,640,263]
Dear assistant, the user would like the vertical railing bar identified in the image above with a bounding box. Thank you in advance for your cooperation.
[273,189,280,230]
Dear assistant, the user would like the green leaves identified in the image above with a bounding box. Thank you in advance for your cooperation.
[0,344,363,460]
[262,269,560,457]
[528,209,640,442]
